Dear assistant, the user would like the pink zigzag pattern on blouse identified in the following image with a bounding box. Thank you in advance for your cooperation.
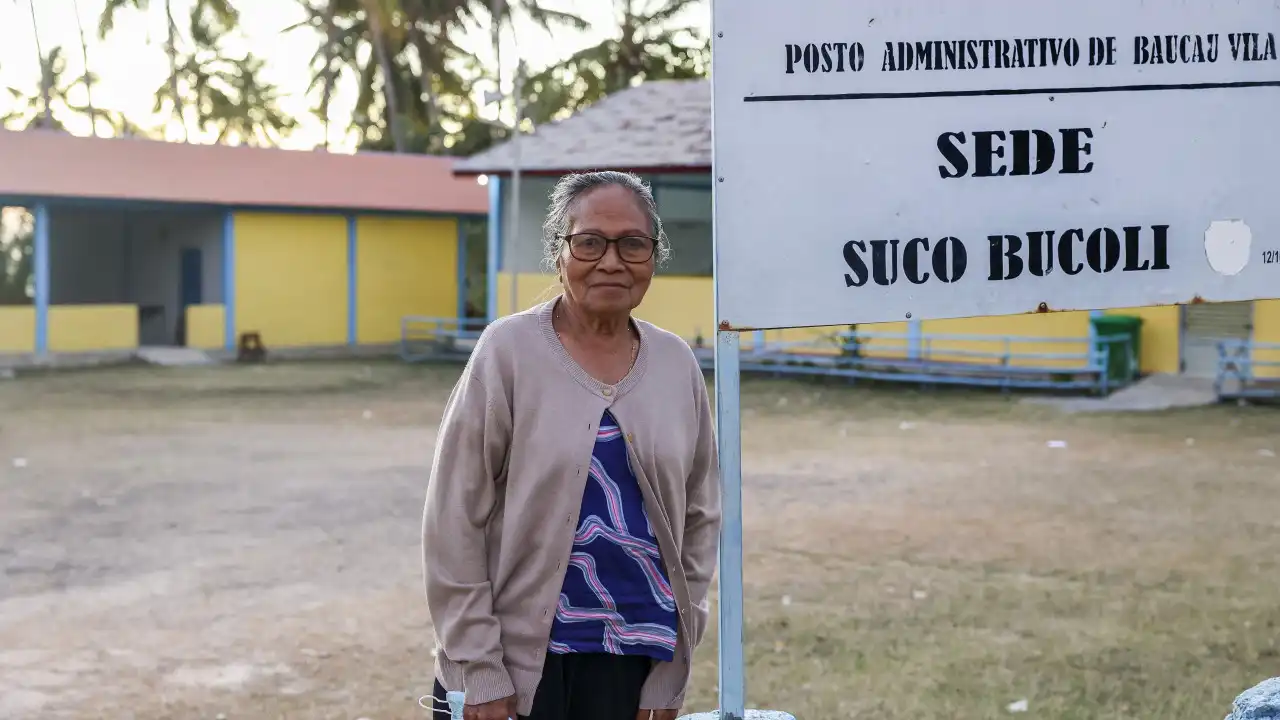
[554,593,678,654]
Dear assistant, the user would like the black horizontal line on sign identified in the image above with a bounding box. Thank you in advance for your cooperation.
[743,80,1280,103]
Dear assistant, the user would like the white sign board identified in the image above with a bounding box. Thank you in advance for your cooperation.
[712,0,1280,330]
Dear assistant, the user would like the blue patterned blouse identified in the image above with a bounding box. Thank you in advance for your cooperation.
[548,411,679,662]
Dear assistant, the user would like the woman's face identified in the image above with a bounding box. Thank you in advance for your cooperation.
[559,184,656,318]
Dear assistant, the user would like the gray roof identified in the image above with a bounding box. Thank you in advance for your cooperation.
[452,79,711,175]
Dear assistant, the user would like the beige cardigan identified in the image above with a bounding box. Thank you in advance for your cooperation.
[422,298,722,714]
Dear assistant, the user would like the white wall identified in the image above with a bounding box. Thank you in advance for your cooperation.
[50,207,223,345]
[497,172,713,277]
[499,175,558,274]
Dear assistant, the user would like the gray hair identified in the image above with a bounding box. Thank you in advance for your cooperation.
[540,171,671,271]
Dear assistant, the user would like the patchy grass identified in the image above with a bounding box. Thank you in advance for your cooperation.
[1,364,1277,719]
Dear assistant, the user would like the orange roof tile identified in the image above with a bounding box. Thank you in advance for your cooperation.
[0,129,488,215]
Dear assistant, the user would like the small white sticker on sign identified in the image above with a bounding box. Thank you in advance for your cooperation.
[1204,220,1252,276]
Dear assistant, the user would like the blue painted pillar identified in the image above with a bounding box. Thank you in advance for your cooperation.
[456,218,468,324]
[222,211,236,351]
[33,203,50,356]
[908,317,923,360]
[486,177,503,323]
[347,215,358,346]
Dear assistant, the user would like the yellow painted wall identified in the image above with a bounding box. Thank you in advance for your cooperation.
[921,312,1092,367]
[484,270,1255,377]
[185,304,225,349]
[48,305,138,352]
[496,274,907,353]
[356,216,458,344]
[1253,299,1280,379]
[495,273,716,341]
[1105,306,1181,375]
[634,276,716,342]
[234,213,347,348]
[494,272,564,317]
[0,307,35,353]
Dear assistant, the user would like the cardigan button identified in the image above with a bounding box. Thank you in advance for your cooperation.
[602,387,613,397]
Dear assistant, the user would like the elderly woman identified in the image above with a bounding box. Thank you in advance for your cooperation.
[423,171,722,720]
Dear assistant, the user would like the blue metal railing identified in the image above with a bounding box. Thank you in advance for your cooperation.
[400,317,1137,396]
[694,329,1136,395]
[399,316,488,363]
[1215,339,1280,400]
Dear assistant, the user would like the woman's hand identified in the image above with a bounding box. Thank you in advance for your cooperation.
[637,710,679,720]
[464,696,517,720]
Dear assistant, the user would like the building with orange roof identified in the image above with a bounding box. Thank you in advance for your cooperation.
[0,129,488,359]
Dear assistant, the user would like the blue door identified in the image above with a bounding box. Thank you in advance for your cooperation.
[177,248,202,346]
[180,248,203,308]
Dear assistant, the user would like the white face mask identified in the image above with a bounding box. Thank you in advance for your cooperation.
[419,690,472,719]
[446,691,467,719]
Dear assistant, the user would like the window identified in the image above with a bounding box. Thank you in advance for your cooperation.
[0,206,34,305]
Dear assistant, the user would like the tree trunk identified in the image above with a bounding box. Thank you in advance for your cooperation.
[27,0,54,130]
[490,0,507,140]
[491,0,504,96]
[71,0,98,136]
[362,0,406,152]
[407,23,438,140]
[165,0,188,141]
[319,0,338,150]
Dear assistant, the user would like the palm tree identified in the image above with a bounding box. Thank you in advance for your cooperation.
[484,0,589,39]
[199,54,298,145]
[27,0,54,129]
[98,0,188,138]
[288,0,456,153]
[193,0,238,27]
[3,47,94,131]
[70,0,99,135]
[153,2,292,145]
[522,0,707,123]
[162,0,188,140]
[483,0,589,126]
[359,0,407,152]
[401,0,479,138]
[100,0,237,141]
[288,0,347,148]
[287,0,595,154]
[97,0,145,36]
[102,108,162,137]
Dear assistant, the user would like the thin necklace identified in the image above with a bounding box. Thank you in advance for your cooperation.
[556,308,639,382]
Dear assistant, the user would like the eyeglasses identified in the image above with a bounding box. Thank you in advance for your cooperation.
[558,232,657,263]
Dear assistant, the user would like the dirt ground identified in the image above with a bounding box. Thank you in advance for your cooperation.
[1,360,1277,720]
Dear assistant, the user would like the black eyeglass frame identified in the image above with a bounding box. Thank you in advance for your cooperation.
[556,232,658,264]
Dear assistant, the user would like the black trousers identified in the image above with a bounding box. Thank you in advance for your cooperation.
[432,653,652,720]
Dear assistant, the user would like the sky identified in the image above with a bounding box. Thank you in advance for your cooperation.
[0,0,709,151]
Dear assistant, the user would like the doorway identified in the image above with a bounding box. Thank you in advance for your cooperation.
[176,248,203,346]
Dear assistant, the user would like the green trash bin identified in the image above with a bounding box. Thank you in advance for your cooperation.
[1091,315,1144,383]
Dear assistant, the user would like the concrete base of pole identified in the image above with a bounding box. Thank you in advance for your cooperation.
[675,707,793,712]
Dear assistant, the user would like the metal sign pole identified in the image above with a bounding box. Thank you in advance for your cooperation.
[714,329,746,720]
[507,61,523,317]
